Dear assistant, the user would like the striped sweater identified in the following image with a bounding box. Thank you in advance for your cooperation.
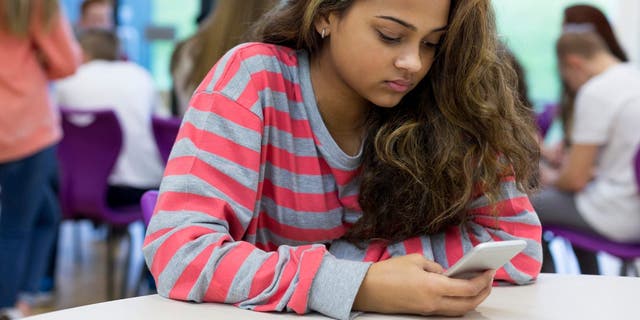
[143,43,542,320]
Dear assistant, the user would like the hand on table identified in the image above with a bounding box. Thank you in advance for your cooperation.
[353,254,494,317]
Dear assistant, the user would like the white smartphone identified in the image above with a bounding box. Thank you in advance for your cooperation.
[443,240,527,279]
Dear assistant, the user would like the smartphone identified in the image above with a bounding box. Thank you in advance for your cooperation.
[443,240,527,279]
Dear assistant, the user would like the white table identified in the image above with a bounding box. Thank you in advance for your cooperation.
[25,274,640,319]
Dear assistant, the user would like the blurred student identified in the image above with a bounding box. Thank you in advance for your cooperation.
[0,0,81,318]
[55,29,164,207]
[554,4,628,150]
[78,0,114,31]
[144,1,542,319]
[169,0,278,116]
[534,32,640,274]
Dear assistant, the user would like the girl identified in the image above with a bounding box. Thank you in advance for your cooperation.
[143,0,542,319]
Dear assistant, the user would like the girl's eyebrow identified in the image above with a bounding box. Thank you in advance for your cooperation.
[375,15,448,33]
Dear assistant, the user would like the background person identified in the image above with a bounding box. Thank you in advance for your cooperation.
[169,0,278,116]
[55,29,165,207]
[535,31,640,274]
[0,0,81,318]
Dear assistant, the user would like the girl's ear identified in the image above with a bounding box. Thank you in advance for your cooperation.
[314,12,338,38]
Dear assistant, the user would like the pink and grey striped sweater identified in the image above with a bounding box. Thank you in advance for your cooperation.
[143,43,542,320]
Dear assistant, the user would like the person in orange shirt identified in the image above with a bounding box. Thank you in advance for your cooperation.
[0,1,81,318]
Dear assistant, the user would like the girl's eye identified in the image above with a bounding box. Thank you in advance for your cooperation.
[377,30,401,43]
[423,41,440,48]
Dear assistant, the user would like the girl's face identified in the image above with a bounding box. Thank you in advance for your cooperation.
[319,0,450,108]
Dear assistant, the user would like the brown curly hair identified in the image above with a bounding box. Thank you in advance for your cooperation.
[250,0,540,243]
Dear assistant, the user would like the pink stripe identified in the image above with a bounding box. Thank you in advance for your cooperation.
[204,242,255,301]
[257,211,346,242]
[248,253,279,298]
[164,157,257,212]
[287,247,326,314]
[236,70,303,108]
[157,191,246,238]
[150,226,226,277]
[178,123,261,172]
[168,244,217,300]
[339,194,361,211]
[262,179,341,212]
[402,237,425,255]
[254,241,279,252]
[143,228,172,247]
[263,143,326,176]
[188,93,262,132]
[474,218,542,242]
[252,248,298,311]
[263,106,315,139]
[445,227,464,268]
[468,196,534,217]
[363,241,389,262]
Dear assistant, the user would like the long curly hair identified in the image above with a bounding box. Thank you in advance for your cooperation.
[250,0,540,243]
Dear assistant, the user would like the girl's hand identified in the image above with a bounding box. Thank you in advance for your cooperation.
[353,254,494,316]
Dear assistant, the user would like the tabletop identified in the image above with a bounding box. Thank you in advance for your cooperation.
[25,274,640,320]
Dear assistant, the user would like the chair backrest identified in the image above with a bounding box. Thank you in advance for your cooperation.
[634,146,640,192]
[544,225,640,260]
[140,190,159,227]
[535,103,558,138]
[58,108,122,221]
[152,116,181,164]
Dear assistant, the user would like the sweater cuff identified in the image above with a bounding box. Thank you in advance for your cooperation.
[308,254,372,320]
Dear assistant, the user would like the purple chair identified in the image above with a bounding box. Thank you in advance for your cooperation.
[58,107,142,299]
[544,147,640,276]
[140,190,159,227]
[152,116,181,164]
[535,103,558,138]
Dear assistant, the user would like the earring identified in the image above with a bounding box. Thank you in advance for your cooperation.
[321,28,327,39]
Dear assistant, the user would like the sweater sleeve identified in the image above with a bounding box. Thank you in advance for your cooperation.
[30,6,81,79]
[142,90,369,320]
[330,176,542,285]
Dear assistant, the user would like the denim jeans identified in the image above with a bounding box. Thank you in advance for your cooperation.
[0,146,61,308]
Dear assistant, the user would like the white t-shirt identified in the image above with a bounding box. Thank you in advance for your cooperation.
[572,63,640,242]
[55,60,165,189]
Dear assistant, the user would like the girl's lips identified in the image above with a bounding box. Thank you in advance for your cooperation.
[386,80,412,93]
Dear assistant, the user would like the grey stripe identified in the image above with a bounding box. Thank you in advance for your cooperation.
[205,47,236,93]
[468,180,528,209]
[260,197,344,230]
[327,240,367,261]
[235,245,299,310]
[263,125,318,157]
[497,210,542,226]
[185,239,245,301]
[251,89,308,120]
[169,139,260,191]
[254,227,335,247]
[225,249,264,303]
[222,54,299,101]
[501,262,535,285]
[430,233,449,268]
[146,209,231,236]
[466,222,495,243]
[264,163,337,193]
[420,237,435,260]
[161,175,254,221]
[459,226,474,254]
[183,107,262,153]
[387,241,407,257]
[146,228,227,300]
[488,229,542,260]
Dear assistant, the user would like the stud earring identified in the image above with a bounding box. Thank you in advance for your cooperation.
[321,28,327,39]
